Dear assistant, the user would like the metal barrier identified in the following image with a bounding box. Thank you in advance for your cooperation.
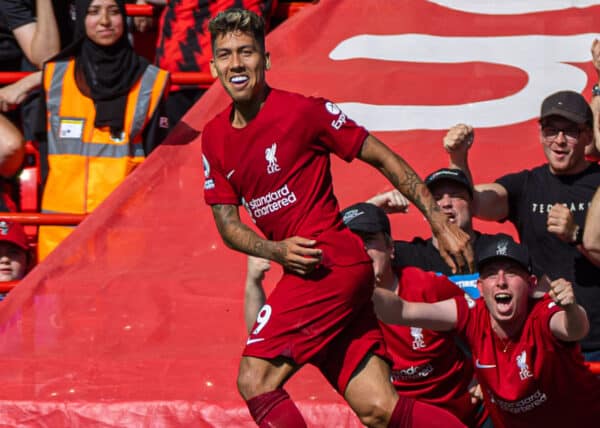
[0,71,215,87]
[0,213,84,226]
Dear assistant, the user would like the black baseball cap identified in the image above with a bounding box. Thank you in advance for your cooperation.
[476,234,531,273]
[540,90,593,127]
[425,168,473,198]
[340,202,391,235]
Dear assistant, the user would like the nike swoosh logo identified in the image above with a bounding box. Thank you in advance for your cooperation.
[226,169,235,179]
[475,359,497,369]
[246,337,265,345]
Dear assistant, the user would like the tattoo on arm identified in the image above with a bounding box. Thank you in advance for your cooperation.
[211,204,283,260]
[388,160,438,217]
[359,134,441,222]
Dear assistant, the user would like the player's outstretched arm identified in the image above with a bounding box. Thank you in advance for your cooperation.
[548,278,590,342]
[372,287,458,331]
[211,204,322,275]
[358,134,474,273]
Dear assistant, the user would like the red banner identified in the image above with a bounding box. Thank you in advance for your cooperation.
[0,1,597,425]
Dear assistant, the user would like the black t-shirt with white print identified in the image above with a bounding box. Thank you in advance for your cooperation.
[497,162,600,351]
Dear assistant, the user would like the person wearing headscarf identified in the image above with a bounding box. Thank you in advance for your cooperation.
[37,0,170,260]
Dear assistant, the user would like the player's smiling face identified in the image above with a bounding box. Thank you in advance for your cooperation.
[210,30,270,106]
[540,116,591,175]
[477,258,534,327]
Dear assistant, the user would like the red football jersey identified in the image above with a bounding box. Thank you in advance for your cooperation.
[381,267,476,423]
[454,293,600,428]
[202,88,370,266]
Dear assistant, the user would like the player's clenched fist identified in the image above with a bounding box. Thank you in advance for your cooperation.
[443,124,474,154]
[546,203,578,243]
[548,278,577,308]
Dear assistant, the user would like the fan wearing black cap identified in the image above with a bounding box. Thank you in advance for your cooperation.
[444,91,600,361]
[340,202,488,428]
[370,167,501,299]
[373,234,600,428]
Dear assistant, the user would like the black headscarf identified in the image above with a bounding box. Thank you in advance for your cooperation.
[58,0,149,136]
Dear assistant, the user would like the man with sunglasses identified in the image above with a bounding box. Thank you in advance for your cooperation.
[443,91,600,361]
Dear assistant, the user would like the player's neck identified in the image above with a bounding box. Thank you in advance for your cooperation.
[231,86,270,128]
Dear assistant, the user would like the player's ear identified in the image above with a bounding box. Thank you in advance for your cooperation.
[265,52,271,71]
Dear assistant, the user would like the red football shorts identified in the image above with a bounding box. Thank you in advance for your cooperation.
[243,260,388,393]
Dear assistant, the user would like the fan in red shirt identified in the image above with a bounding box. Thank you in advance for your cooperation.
[374,234,600,428]
[338,203,488,428]
[202,8,473,428]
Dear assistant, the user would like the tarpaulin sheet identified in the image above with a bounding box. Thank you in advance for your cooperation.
[0,0,598,426]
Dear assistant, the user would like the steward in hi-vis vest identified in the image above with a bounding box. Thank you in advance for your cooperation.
[38,58,169,260]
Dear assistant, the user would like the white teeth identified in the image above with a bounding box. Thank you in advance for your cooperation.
[231,76,248,83]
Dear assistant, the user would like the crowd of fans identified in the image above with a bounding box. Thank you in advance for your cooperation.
[0,2,600,427]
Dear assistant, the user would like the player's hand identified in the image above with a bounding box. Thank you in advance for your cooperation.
[547,203,578,243]
[548,278,577,308]
[443,123,474,155]
[432,213,474,274]
[366,189,409,214]
[591,39,600,76]
[275,236,322,276]
[247,256,271,282]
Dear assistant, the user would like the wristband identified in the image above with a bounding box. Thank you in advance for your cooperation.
[571,225,584,246]
[593,84,600,97]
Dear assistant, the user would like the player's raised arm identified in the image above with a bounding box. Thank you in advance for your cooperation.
[548,278,590,341]
[358,134,474,273]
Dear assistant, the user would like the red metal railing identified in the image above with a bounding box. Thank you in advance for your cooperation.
[0,71,215,87]
[0,213,84,226]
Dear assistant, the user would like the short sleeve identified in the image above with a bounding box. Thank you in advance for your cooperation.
[201,121,240,206]
[432,274,466,301]
[2,0,35,31]
[453,293,479,338]
[306,97,368,162]
[532,295,567,342]
[495,169,528,223]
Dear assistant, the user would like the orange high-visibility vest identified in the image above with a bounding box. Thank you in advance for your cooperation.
[38,59,169,260]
